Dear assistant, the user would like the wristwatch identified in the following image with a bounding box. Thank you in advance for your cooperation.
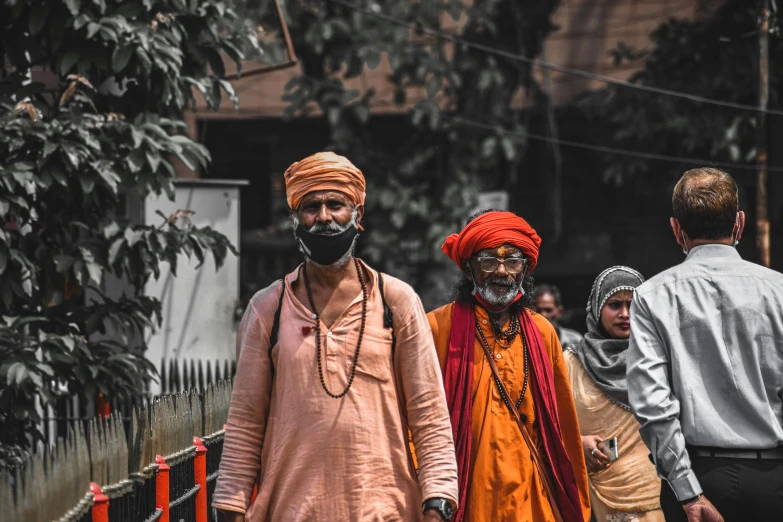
[422,498,453,521]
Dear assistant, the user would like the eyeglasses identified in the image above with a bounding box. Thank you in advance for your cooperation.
[474,256,527,274]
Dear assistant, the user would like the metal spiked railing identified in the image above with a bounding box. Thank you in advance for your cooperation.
[2,380,233,522]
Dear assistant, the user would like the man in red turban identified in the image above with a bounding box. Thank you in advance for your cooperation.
[427,210,590,522]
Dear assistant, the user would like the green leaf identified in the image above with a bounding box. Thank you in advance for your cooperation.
[60,50,80,74]
[49,165,67,186]
[108,238,124,265]
[29,4,49,35]
[86,22,101,39]
[128,149,146,173]
[96,165,120,192]
[478,70,492,91]
[481,136,497,158]
[7,362,26,385]
[36,363,54,377]
[73,260,85,285]
[42,141,58,159]
[206,48,226,78]
[64,0,81,16]
[501,135,517,161]
[79,173,96,194]
[364,48,381,70]
[54,254,75,273]
[73,14,91,30]
[390,211,406,229]
[86,260,103,285]
[146,150,161,172]
[426,75,442,100]
[103,221,120,239]
[62,336,75,352]
[112,44,134,72]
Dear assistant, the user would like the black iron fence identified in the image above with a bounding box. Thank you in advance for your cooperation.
[3,380,233,522]
[41,358,236,447]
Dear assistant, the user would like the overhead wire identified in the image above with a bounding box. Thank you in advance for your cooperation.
[325,0,783,117]
[449,117,783,173]
[289,74,783,173]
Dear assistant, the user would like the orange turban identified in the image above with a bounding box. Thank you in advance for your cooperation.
[442,211,542,271]
[284,152,366,211]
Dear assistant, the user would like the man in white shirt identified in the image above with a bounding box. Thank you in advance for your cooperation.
[627,168,783,522]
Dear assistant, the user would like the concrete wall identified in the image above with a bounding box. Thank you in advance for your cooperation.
[143,180,246,393]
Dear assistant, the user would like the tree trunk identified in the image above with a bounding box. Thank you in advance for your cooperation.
[757,0,771,267]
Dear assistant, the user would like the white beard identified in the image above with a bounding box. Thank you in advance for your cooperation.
[475,280,522,306]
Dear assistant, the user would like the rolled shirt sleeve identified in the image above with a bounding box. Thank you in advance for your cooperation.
[394,292,460,508]
[627,291,702,502]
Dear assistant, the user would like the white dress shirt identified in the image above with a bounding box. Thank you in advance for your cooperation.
[627,244,783,501]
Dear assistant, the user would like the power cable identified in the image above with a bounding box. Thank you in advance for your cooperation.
[449,117,783,172]
[325,0,783,117]
[289,73,781,172]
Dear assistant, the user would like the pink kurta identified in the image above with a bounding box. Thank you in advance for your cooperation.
[213,262,458,521]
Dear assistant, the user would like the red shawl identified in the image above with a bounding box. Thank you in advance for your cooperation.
[443,300,583,522]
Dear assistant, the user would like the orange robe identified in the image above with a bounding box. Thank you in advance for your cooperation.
[427,303,591,522]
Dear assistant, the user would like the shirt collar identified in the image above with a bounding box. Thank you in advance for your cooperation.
[288,259,379,288]
[686,243,741,261]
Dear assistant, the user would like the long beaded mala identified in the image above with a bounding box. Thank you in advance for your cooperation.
[303,257,368,399]
[476,315,529,414]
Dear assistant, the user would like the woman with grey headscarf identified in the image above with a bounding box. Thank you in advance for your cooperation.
[564,266,663,522]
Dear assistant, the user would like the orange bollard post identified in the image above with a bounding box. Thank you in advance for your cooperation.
[90,483,109,522]
[155,455,170,522]
[193,436,208,522]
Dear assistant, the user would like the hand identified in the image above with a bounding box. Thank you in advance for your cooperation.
[581,435,611,473]
[219,510,245,522]
[683,496,724,522]
[424,509,445,522]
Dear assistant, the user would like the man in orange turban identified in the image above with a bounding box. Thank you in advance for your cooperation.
[427,210,590,522]
[215,152,459,522]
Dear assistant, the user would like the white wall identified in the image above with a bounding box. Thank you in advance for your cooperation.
[144,180,245,395]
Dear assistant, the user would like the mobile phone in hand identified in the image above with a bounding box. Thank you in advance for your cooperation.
[598,437,619,461]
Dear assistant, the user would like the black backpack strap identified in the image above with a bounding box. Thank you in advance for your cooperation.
[268,279,285,379]
[377,273,396,356]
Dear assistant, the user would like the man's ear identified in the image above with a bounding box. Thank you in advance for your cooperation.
[735,210,746,243]
[354,203,365,224]
[670,217,685,249]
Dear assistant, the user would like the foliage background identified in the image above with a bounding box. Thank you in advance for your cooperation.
[0,0,260,469]
[247,0,781,301]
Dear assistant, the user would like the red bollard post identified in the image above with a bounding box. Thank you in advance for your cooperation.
[156,455,170,522]
[193,436,208,522]
[96,393,111,418]
[90,483,109,522]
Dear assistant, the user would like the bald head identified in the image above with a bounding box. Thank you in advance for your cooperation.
[672,168,739,240]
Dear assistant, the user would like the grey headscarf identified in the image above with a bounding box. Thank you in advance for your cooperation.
[572,266,645,410]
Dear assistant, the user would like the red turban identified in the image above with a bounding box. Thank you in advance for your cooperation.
[284,152,366,210]
[442,211,542,271]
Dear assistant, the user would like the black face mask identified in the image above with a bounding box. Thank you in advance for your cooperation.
[295,224,359,266]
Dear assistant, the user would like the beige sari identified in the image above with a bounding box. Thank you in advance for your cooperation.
[564,351,664,522]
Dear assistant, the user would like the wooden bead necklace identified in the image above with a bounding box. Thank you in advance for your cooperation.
[303,257,367,399]
[476,316,529,412]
